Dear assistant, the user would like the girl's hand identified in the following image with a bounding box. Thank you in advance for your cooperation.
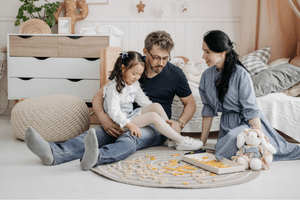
[126,122,141,138]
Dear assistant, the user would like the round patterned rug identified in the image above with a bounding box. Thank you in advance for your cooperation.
[91,146,261,189]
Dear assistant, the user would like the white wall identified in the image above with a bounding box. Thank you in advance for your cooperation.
[0,0,244,46]
[0,0,245,108]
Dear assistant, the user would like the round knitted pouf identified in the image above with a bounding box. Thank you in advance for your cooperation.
[11,94,90,142]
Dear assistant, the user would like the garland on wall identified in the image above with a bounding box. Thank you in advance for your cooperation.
[136,0,189,17]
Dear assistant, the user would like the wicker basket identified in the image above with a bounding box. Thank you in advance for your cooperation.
[19,19,51,34]
[11,94,90,142]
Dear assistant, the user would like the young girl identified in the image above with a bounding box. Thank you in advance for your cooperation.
[103,51,203,150]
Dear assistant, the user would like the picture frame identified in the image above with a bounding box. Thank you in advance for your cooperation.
[86,0,109,4]
[58,17,71,34]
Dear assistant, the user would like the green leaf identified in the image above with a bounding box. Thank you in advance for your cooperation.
[16,0,62,28]
[50,7,56,12]
[15,19,20,26]
[23,16,30,21]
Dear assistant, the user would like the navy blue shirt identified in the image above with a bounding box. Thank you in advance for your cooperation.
[138,62,191,118]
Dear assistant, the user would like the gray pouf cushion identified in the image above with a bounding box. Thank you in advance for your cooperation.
[11,94,90,142]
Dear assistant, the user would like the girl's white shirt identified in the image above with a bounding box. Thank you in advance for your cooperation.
[103,79,152,128]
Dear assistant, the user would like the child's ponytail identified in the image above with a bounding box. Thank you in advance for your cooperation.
[110,51,146,93]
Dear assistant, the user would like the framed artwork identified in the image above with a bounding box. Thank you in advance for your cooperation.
[58,17,71,34]
[86,0,109,4]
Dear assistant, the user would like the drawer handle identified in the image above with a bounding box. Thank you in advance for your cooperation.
[19,77,33,81]
[67,79,82,82]
[34,57,49,60]
[84,58,99,61]
[67,36,82,39]
[19,35,32,39]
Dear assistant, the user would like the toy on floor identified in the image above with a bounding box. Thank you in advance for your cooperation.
[232,128,277,170]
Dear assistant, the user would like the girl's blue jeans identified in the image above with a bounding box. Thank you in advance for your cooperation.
[49,125,167,166]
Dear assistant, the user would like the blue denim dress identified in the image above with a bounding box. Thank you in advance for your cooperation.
[199,65,300,161]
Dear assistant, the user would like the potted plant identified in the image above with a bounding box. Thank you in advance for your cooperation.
[15,0,61,28]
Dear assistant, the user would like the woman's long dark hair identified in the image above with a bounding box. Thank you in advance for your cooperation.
[203,30,248,106]
[111,51,147,93]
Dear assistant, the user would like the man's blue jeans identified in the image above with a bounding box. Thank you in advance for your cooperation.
[49,125,167,166]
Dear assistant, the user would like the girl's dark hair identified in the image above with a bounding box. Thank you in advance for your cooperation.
[111,51,147,93]
[203,30,248,106]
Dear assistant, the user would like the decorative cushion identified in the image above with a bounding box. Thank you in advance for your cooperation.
[290,55,300,67]
[240,46,271,76]
[11,94,90,142]
[252,64,300,97]
[268,58,290,68]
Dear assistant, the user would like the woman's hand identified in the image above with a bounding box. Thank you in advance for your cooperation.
[252,125,268,142]
[98,112,125,138]
[126,122,141,138]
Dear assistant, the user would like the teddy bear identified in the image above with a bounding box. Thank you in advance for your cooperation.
[171,56,208,84]
[231,128,277,170]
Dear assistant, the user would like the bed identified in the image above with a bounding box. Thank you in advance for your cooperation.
[171,49,300,143]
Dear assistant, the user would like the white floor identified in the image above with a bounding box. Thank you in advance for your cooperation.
[1,111,300,200]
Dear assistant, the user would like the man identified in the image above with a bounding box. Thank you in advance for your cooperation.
[25,30,196,170]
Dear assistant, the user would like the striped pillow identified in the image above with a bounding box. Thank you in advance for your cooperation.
[240,46,271,76]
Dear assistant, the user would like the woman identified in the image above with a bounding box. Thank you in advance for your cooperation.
[199,30,300,161]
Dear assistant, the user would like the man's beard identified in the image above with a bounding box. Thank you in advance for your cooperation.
[149,64,164,74]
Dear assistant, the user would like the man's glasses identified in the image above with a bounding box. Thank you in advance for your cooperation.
[147,49,170,63]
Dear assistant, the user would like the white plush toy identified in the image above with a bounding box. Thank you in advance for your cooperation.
[184,61,208,84]
[232,128,277,171]
[171,57,208,84]
[171,57,186,68]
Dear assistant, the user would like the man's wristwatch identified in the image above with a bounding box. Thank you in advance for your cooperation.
[177,120,185,130]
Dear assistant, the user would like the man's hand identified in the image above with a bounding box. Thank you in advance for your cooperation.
[98,113,125,138]
[166,119,181,134]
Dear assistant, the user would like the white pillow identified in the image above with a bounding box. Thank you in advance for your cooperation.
[268,58,290,68]
[240,46,271,76]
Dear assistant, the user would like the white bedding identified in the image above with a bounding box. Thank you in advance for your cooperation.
[256,92,300,142]
[172,84,300,143]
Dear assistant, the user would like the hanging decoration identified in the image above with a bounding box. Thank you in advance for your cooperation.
[136,1,146,13]
[159,5,164,18]
[182,0,188,12]
[136,0,188,16]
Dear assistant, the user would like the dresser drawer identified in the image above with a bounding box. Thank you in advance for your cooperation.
[9,35,59,57]
[9,57,100,79]
[9,78,100,101]
[58,36,109,58]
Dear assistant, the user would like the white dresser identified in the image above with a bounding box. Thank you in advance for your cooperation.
[7,34,121,102]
